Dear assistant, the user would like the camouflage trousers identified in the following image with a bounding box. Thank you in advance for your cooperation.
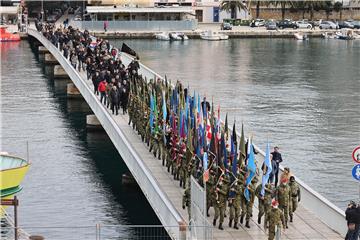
[229,201,241,223]
[214,203,226,224]
[240,198,253,221]
[268,225,281,240]
[279,204,289,224]
[289,198,298,217]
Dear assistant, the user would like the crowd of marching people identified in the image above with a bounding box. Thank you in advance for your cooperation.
[36,21,302,240]
[35,21,137,115]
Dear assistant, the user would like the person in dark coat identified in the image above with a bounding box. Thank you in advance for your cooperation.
[270,146,283,187]
[119,82,128,114]
[109,85,119,115]
[345,201,360,240]
[92,71,101,95]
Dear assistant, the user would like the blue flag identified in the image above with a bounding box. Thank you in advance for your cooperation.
[261,142,272,196]
[203,152,208,171]
[244,142,256,201]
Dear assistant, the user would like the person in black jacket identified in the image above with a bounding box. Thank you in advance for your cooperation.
[109,85,119,115]
[345,201,360,240]
[270,146,283,187]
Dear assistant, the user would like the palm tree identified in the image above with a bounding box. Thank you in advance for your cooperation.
[220,0,248,19]
[269,1,294,20]
[247,1,269,19]
[333,1,343,20]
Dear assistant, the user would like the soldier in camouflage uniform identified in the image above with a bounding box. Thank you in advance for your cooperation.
[182,186,191,220]
[240,176,258,228]
[179,143,187,188]
[213,177,227,230]
[228,177,242,229]
[266,200,285,240]
[206,167,216,217]
[289,176,301,222]
[276,177,291,228]
[255,183,274,226]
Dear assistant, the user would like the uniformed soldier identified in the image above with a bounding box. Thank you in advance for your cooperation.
[288,176,301,222]
[182,186,191,219]
[228,177,242,229]
[266,200,285,240]
[245,177,258,228]
[179,143,187,188]
[206,168,215,217]
[256,183,274,226]
[213,177,227,230]
[276,177,291,228]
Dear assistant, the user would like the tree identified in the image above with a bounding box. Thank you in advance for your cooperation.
[248,1,269,19]
[269,1,294,20]
[333,1,343,20]
[220,0,248,19]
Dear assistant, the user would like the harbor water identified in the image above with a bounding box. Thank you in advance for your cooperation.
[0,38,359,238]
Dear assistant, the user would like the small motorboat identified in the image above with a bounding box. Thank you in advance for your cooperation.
[335,28,355,40]
[0,26,21,42]
[294,32,308,40]
[176,32,189,40]
[169,32,182,41]
[322,32,336,39]
[200,30,229,41]
[155,32,170,41]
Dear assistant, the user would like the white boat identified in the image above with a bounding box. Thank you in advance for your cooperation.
[294,32,308,40]
[176,32,189,40]
[335,28,355,40]
[322,32,336,39]
[155,32,170,41]
[200,30,229,41]
[169,32,182,41]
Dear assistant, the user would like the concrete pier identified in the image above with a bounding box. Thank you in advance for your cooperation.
[66,83,82,99]
[86,114,103,130]
[38,46,49,54]
[54,65,68,79]
[44,53,58,64]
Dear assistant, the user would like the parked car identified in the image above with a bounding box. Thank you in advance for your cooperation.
[352,21,360,29]
[277,19,298,29]
[312,19,323,26]
[221,22,232,30]
[319,21,338,29]
[296,20,312,29]
[265,20,277,30]
[74,15,82,21]
[46,15,57,23]
[250,19,265,27]
[338,21,354,29]
[68,7,74,14]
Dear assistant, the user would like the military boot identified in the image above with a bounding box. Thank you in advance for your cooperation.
[234,222,239,230]
[258,216,261,224]
[240,216,244,224]
[206,209,210,217]
[286,222,289,228]
[179,180,183,187]
[245,220,250,228]
[218,223,224,230]
[229,219,232,228]
[213,219,216,226]
[290,215,293,222]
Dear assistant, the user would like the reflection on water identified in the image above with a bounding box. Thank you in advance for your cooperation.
[1,41,160,239]
[113,38,360,209]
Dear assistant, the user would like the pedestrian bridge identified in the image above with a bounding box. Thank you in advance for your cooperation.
[28,28,346,240]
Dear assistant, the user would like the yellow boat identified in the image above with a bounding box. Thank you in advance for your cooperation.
[0,153,30,213]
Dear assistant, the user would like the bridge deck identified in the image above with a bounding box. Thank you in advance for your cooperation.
[75,71,343,240]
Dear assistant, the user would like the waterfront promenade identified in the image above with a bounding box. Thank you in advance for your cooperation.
[27,27,345,240]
